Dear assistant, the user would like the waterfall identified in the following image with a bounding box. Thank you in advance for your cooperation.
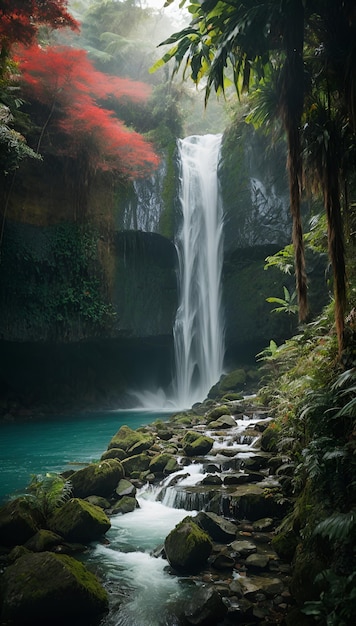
[173,134,225,408]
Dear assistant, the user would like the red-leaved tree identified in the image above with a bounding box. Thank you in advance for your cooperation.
[15,44,159,179]
[0,0,78,59]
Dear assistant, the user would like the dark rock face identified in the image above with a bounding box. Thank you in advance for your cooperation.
[0,551,108,626]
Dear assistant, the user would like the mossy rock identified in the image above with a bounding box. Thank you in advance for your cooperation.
[69,459,124,499]
[206,405,231,422]
[100,448,127,461]
[49,498,110,543]
[0,551,108,625]
[84,496,111,510]
[115,478,136,498]
[25,529,63,553]
[164,516,212,573]
[289,547,325,605]
[181,431,214,457]
[121,453,151,477]
[149,453,178,475]
[272,528,298,562]
[0,498,43,547]
[107,425,152,452]
[128,437,154,455]
[111,496,139,515]
[195,511,237,543]
[260,424,280,453]
[208,415,236,429]
[219,369,247,391]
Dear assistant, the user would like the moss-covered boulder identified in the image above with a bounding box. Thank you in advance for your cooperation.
[107,425,152,453]
[195,511,237,543]
[0,551,108,625]
[184,585,228,625]
[206,405,231,422]
[49,498,110,543]
[100,448,127,461]
[220,369,247,390]
[115,478,136,498]
[164,516,212,573]
[121,453,151,476]
[69,459,124,498]
[149,453,179,475]
[24,529,63,552]
[181,431,214,457]
[111,496,139,515]
[0,498,43,547]
[208,415,236,429]
[260,424,280,453]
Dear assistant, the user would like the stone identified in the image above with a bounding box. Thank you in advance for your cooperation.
[164,517,212,573]
[149,453,178,475]
[69,459,124,499]
[253,517,274,532]
[49,498,110,543]
[260,425,279,453]
[0,498,42,547]
[223,473,251,485]
[195,511,237,543]
[182,431,214,457]
[200,474,223,486]
[107,425,152,452]
[206,405,231,422]
[209,415,237,429]
[121,453,151,476]
[210,552,235,570]
[0,551,108,625]
[85,495,111,509]
[100,447,127,461]
[230,539,257,557]
[245,553,270,569]
[111,496,139,515]
[184,585,228,625]
[116,478,136,498]
[239,575,284,599]
[24,529,63,552]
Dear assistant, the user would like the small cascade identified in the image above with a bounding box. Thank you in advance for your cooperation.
[123,161,166,233]
[173,134,225,408]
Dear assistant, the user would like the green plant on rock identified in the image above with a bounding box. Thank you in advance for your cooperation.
[25,473,72,521]
[266,286,298,315]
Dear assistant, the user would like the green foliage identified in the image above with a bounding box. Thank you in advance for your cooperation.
[0,222,116,339]
[266,286,298,315]
[303,570,356,626]
[26,472,72,520]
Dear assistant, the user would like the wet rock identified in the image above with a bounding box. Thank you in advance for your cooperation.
[245,553,270,570]
[121,453,151,476]
[206,405,232,422]
[107,425,152,453]
[0,498,43,547]
[253,518,274,532]
[111,496,139,515]
[200,474,223,486]
[24,529,63,552]
[149,453,179,475]
[209,415,237,429]
[164,517,212,573]
[69,459,124,499]
[223,472,251,485]
[100,447,127,461]
[239,575,285,599]
[182,431,214,456]
[184,584,228,625]
[195,511,237,543]
[0,551,108,625]
[210,551,235,570]
[116,478,136,498]
[85,496,111,509]
[230,539,257,557]
[49,498,110,543]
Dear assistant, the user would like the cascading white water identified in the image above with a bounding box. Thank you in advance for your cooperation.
[173,134,225,408]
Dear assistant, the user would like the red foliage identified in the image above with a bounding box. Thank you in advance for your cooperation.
[15,44,159,178]
[0,1,78,51]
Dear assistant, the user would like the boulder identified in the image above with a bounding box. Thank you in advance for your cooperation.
[164,517,212,573]
[100,448,127,461]
[0,498,42,547]
[206,405,231,422]
[230,540,257,557]
[208,415,236,429]
[149,453,178,475]
[24,529,63,552]
[69,459,124,498]
[111,496,139,515]
[121,453,151,476]
[49,498,110,543]
[116,478,136,498]
[85,496,111,509]
[184,585,228,625]
[107,425,152,453]
[182,431,214,457]
[195,511,237,543]
[0,551,108,625]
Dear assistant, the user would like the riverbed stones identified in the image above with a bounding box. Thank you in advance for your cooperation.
[164,517,213,573]
[116,478,136,498]
[230,539,257,557]
[100,447,127,461]
[49,498,110,543]
[69,459,124,498]
[121,452,151,476]
[0,551,108,625]
[107,424,152,453]
[149,452,179,475]
[111,495,139,514]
